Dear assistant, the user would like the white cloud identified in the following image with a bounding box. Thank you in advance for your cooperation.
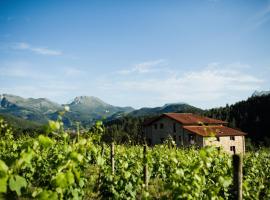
[117,59,166,74]
[0,83,79,103]
[0,61,85,103]
[101,63,264,108]
[12,42,62,56]
[0,61,53,79]
[64,67,84,77]
[0,62,85,80]
[0,58,266,108]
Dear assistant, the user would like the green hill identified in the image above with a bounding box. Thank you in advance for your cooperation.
[128,103,203,117]
[0,94,134,128]
[206,93,270,145]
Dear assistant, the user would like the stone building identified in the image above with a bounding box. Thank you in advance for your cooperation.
[142,113,246,154]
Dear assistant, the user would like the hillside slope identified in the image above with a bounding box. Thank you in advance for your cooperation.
[206,93,270,145]
[0,94,134,127]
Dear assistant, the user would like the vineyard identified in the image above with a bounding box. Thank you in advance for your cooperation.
[0,116,270,200]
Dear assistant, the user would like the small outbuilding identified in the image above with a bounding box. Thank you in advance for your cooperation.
[142,113,247,154]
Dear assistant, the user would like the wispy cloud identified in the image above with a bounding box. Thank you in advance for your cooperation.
[0,61,50,79]
[0,61,85,80]
[64,67,84,77]
[0,59,266,108]
[101,63,264,108]
[117,59,167,74]
[0,61,83,103]
[0,82,79,102]
[248,3,270,29]
[12,42,62,56]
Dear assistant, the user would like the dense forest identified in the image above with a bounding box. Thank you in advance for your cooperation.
[205,94,270,146]
[104,94,270,146]
[103,116,145,144]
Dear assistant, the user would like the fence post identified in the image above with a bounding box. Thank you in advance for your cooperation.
[233,154,243,200]
[101,142,105,157]
[143,145,148,190]
[111,142,115,175]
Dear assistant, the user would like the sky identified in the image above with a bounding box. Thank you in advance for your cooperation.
[0,0,270,109]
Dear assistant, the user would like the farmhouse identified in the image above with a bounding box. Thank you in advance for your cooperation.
[142,113,246,154]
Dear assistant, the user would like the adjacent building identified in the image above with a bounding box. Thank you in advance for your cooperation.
[142,113,246,154]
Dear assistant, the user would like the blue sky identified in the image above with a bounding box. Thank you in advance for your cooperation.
[0,0,270,109]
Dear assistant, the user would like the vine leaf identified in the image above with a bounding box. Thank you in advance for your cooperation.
[9,175,27,196]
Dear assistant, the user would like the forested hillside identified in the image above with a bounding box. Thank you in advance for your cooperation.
[103,116,144,144]
[0,113,44,137]
[104,94,270,146]
[206,94,270,145]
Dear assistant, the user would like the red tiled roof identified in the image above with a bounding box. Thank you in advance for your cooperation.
[142,113,227,126]
[164,113,227,125]
[183,125,247,136]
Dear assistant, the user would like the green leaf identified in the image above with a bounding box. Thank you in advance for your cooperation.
[38,135,54,147]
[97,156,104,165]
[48,120,60,131]
[18,150,34,166]
[0,176,8,193]
[37,190,58,200]
[9,175,27,196]
[66,171,75,185]
[0,160,8,175]
[218,176,232,188]
[70,152,83,162]
[53,172,68,188]
[96,121,103,126]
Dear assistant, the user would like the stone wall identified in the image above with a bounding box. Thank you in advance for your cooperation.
[203,135,245,154]
[144,116,203,147]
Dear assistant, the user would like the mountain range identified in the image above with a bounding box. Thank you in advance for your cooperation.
[0,94,200,127]
[1,90,269,128]
[1,92,269,145]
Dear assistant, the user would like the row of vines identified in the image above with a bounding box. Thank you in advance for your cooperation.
[0,116,270,199]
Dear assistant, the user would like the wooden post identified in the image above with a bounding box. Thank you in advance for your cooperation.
[233,154,243,200]
[111,142,115,175]
[143,145,148,190]
[98,142,105,188]
[101,142,105,157]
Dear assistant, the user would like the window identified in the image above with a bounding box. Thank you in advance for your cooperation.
[189,134,195,144]
[160,123,164,129]
[230,146,236,154]
[216,136,220,141]
[154,124,157,130]
[173,123,176,132]
[179,136,182,142]
[230,136,235,141]
[173,135,176,141]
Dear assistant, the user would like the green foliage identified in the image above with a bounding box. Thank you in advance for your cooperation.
[0,117,270,199]
[9,175,27,196]
[104,116,145,144]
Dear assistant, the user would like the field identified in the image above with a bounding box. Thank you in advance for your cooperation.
[0,117,270,200]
